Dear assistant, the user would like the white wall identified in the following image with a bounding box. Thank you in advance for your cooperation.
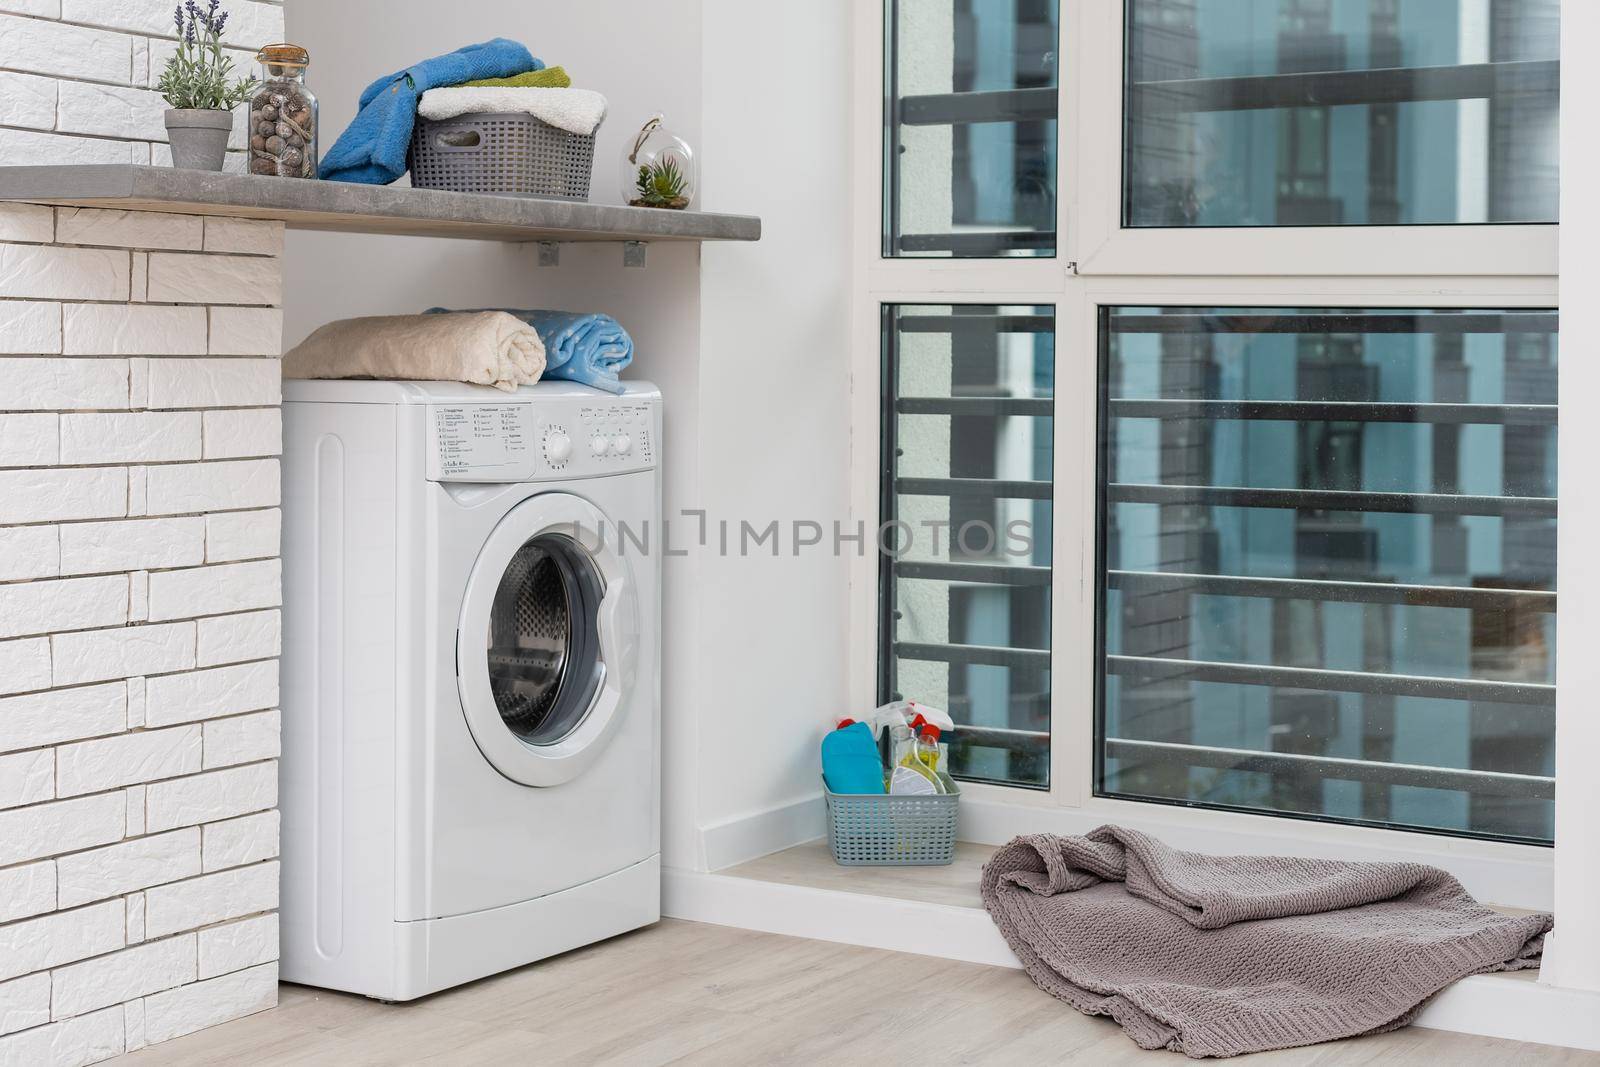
[691,0,853,867]
[282,1,853,871]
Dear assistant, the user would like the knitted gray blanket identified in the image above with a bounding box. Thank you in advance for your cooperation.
[980,827,1551,1059]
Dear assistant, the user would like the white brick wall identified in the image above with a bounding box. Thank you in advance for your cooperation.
[0,3,282,169]
[0,299,61,353]
[1,7,285,1056]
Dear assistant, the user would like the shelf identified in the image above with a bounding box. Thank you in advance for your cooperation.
[0,164,761,245]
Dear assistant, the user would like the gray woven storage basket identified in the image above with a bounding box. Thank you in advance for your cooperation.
[409,111,595,200]
[824,776,959,866]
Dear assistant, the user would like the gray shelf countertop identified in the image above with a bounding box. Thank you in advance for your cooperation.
[0,164,760,244]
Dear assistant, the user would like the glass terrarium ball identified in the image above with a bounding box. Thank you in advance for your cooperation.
[621,115,696,210]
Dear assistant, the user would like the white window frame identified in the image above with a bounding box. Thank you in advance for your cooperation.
[848,0,1560,909]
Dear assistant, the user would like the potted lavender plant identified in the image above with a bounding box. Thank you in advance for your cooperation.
[158,1,256,171]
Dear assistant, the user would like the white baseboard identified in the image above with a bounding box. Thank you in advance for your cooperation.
[697,794,823,872]
[662,866,1018,968]
[1416,973,1600,1050]
[663,865,1600,1053]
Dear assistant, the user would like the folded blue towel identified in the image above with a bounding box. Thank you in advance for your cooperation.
[427,308,634,393]
[320,39,540,185]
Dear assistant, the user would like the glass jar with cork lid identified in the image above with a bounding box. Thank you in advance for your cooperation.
[249,44,317,178]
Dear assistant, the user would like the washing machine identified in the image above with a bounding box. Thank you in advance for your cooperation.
[279,378,661,1001]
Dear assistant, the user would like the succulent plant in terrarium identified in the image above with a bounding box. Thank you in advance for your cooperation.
[631,155,690,210]
[620,115,696,210]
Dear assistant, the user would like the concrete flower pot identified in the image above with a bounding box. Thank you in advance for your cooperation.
[164,109,233,171]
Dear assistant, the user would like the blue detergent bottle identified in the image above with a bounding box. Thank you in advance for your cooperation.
[820,719,886,794]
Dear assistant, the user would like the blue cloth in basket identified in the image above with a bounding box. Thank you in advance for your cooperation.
[428,308,635,393]
[320,39,541,185]
[821,722,886,795]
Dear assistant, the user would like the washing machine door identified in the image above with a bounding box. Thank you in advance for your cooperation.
[456,492,639,787]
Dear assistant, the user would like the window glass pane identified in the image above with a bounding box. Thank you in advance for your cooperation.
[1097,307,1557,843]
[882,305,1055,787]
[1124,1,1559,227]
[884,0,1060,257]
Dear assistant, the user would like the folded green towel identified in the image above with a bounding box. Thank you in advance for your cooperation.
[463,66,571,88]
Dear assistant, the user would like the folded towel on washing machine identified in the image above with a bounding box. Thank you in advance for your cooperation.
[427,308,632,393]
[283,312,545,393]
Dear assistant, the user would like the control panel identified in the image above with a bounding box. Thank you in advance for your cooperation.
[427,404,537,482]
[426,396,657,482]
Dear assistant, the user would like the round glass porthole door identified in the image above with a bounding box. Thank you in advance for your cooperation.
[458,493,638,787]
[487,534,604,745]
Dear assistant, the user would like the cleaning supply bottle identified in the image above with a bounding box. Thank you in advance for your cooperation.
[873,699,954,737]
[911,718,943,778]
[891,722,945,795]
[868,701,913,743]
[904,703,955,735]
[821,719,885,794]
[887,717,914,775]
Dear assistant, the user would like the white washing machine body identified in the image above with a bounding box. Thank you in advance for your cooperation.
[279,378,661,1001]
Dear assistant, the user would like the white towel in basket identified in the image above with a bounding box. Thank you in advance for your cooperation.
[417,87,607,135]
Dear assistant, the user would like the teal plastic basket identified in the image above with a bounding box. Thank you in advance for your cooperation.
[824,776,959,866]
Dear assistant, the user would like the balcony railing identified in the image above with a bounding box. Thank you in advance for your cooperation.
[954,727,1554,800]
[1130,59,1559,114]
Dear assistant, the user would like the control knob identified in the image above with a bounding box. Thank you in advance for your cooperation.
[544,428,572,464]
[612,433,633,456]
[589,434,610,456]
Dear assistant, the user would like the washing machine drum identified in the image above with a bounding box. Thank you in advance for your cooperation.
[488,535,604,744]
[458,493,640,787]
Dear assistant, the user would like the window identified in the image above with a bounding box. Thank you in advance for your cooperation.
[858,0,1558,854]
[1124,0,1559,227]
[1097,308,1557,843]
[880,306,1055,787]
[883,0,1061,256]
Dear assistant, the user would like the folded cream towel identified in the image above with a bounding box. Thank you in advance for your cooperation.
[284,312,545,393]
[416,87,607,135]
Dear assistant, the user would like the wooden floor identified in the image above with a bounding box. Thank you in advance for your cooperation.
[116,919,1593,1065]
